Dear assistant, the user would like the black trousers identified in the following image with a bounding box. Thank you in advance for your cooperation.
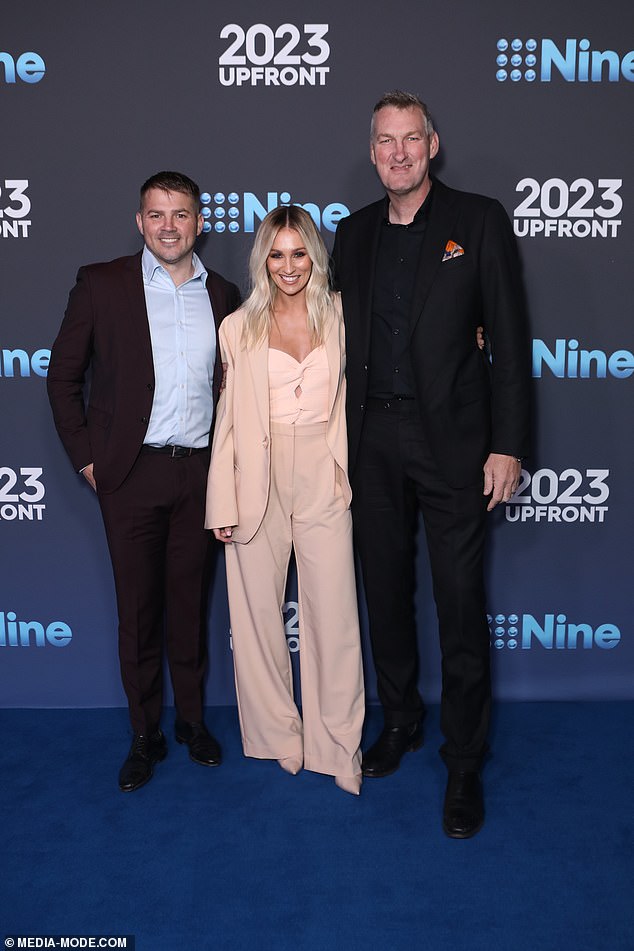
[98,449,212,734]
[351,403,490,770]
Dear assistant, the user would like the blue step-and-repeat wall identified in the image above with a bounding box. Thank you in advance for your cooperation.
[1,0,632,708]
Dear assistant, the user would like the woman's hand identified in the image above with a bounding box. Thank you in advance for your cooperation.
[213,526,235,544]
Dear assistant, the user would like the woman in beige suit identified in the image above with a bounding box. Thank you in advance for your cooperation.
[206,206,364,794]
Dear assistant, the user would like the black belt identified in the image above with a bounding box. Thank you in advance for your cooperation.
[365,397,419,413]
[141,444,207,458]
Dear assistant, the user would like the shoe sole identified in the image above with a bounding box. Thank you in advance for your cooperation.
[361,735,423,778]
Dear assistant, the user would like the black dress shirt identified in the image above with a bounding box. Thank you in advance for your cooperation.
[368,189,433,399]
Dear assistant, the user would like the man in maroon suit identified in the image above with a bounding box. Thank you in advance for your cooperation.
[48,171,241,791]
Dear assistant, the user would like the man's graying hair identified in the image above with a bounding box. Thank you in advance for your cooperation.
[371,90,435,138]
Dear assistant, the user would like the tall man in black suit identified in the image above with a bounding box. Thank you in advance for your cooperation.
[332,92,530,837]
[48,171,241,792]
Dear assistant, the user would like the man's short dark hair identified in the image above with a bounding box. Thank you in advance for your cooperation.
[371,90,434,138]
[139,171,200,210]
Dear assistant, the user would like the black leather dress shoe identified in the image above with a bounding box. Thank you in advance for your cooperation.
[118,730,167,793]
[175,720,222,767]
[443,770,484,838]
[361,722,423,778]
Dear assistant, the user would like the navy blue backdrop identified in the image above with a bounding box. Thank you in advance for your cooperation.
[1,0,632,708]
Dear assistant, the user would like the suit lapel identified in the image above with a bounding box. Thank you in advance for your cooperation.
[354,202,383,360]
[246,335,270,435]
[205,272,226,333]
[121,252,155,379]
[205,271,225,398]
[324,307,341,418]
[409,181,459,335]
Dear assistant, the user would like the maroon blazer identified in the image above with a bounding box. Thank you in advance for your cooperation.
[47,250,241,494]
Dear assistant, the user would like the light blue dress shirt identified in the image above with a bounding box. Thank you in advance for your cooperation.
[141,246,216,448]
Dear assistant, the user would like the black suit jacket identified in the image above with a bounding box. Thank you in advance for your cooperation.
[332,179,530,488]
[47,251,241,494]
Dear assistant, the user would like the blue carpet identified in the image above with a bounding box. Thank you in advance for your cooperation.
[1,703,632,951]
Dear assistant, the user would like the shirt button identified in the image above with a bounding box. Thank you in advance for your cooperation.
[394,367,400,373]
[393,329,400,336]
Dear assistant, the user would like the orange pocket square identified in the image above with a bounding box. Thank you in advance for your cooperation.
[442,240,465,261]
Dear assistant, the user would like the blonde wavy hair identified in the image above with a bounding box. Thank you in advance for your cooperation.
[240,205,334,349]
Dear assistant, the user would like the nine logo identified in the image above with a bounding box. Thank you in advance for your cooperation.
[201,190,349,234]
[0,179,31,238]
[0,348,50,378]
[0,611,72,647]
[219,23,330,86]
[0,50,45,84]
[0,467,46,521]
[506,468,609,524]
[513,178,622,239]
[496,38,634,83]
[489,613,621,650]
[533,340,634,380]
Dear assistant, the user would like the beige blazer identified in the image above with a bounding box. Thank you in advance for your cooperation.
[206,294,351,544]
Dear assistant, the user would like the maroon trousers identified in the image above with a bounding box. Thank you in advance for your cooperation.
[98,449,212,733]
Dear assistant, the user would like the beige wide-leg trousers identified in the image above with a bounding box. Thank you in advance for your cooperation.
[225,421,364,778]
